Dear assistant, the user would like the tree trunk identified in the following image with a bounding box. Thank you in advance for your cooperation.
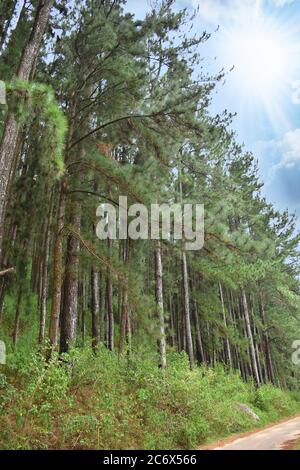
[168,293,175,347]
[219,282,232,367]
[119,239,130,354]
[81,275,87,346]
[91,265,100,352]
[0,0,54,258]
[48,184,66,353]
[155,241,167,370]
[38,194,53,346]
[241,288,260,385]
[126,307,132,357]
[193,297,204,364]
[12,289,22,350]
[182,250,194,369]
[106,237,114,351]
[60,208,81,354]
[258,290,275,384]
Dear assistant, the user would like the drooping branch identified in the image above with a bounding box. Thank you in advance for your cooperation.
[0,267,15,277]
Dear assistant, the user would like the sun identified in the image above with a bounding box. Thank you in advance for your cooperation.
[228,26,290,97]
[217,3,299,130]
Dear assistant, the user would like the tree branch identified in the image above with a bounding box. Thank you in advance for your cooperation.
[0,267,15,277]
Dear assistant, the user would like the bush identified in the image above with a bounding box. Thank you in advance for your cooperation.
[0,346,299,449]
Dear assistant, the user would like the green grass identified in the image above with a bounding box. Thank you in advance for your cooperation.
[0,345,300,450]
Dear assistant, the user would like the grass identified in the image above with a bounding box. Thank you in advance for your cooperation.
[0,344,300,450]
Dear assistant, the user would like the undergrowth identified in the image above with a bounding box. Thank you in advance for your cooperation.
[0,344,299,450]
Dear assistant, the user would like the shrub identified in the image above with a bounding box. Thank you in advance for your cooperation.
[0,346,299,449]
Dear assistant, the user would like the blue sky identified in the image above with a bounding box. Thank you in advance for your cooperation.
[126,0,300,221]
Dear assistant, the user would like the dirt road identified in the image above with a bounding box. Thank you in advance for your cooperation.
[213,415,300,450]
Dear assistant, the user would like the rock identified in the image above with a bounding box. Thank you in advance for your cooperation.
[0,340,6,365]
[0,81,6,105]
[236,403,260,421]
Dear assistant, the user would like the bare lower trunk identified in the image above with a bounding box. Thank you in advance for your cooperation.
[48,184,66,353]
[182,250,194,369]
[193,298,204,364]
[60,209,81,353]
[126,308,132,357]
[106,238,114,351]
[258,290,275,384]
[119,240,130,354]
[219,282,232,367]
[119,284,128,354]
[155,241,167,370]
[0,277,5,322]
[168,293,175,347]
[91,265,100,352]
[241,289,260,385]
[39,195,53,346]
[12,290,22,350]
[81,275,87,346]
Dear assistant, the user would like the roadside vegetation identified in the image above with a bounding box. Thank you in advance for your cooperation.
[1,337,299,450]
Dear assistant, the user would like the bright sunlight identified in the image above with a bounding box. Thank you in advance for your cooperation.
[218,1,299,128]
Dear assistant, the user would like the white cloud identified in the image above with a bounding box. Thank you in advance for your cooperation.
[277,129,300,168]
[271,0,295,6]
[193,0,256,25]
[193,0,296,25]
[264,129,300,170]
[254,128,300,174]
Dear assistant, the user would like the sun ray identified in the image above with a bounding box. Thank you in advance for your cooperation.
[216,1,300,133]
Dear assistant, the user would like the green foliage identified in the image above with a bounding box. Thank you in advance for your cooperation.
[0,347,299,450]
[5,80,67,178]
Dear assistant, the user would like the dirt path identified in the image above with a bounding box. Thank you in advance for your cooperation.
[211,415,300,450]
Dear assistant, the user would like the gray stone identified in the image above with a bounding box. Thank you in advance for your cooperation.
[0,340,6,365]
[237,403,260,421]
[0,81,6,105]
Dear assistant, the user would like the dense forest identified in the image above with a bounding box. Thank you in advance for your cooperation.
[1,0,300,450]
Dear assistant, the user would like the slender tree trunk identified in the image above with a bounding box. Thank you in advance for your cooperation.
[81,275,87,346]
[0,277,5,322]
[193,297,204,364]
[176,293,183,350]
[219,282,232,367]
[119,284,129,354]
[155,241,167,370]
[168,293,175,347]
[106,237,114,351]
[119,240,128,354]
[39,194,53,346]
[182,250,194,369]
[48,92,76,355]
[250,301,263,384]
[0,0,54,258]
[241,288,260,385]
[60,207,81,353]
[12,289,22,350]
[125,312,132,358]
[258,290,275,384]
[91,265,100,352]
[48,184,66,353]
[99,272,105,342]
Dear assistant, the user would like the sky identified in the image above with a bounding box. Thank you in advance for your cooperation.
[126,0,300,222]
